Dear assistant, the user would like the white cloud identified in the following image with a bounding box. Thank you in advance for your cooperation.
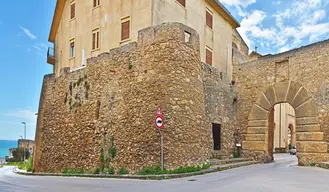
[4,108,37,123]
[19,26,37,40]
[312,10,326,24]
[238,10,280,49]
[236,0,329,54]
[272,1,281,5]
[235,6,247,17]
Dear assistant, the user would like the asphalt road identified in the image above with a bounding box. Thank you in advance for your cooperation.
[1,154,329,192]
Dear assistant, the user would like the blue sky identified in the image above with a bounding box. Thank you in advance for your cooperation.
[220,0,329,54]
[0,1,55,140]
[1,0,328,140]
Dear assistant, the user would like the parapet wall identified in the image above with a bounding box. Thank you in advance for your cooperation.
[34,23,212,173]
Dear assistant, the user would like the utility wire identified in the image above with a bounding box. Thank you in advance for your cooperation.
[321,32,329,41]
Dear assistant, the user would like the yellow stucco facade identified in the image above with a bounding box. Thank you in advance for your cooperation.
[48,0,239,80]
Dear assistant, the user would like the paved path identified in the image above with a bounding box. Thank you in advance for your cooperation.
[1,154,329,192]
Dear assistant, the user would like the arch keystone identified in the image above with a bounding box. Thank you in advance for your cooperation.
[274,81,290,103]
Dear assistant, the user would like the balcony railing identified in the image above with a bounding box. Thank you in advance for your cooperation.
[47,47,55,65]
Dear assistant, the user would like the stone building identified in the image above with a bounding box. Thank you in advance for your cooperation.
[48,0,239,80]
[18,139,35,152]
[35,0,329,173]
[235,40,329,165]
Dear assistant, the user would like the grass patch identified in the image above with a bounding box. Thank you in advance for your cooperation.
[7,157,34,172]
[118,168,129,175]
[103,168,115,175]
[309,162,316,167]
[137,163,211,175]
[61,168,84,175]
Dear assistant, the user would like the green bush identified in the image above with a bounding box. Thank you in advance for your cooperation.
[137,163,211,175]
[169,166,202,174]
[92,167,101,174]
[102,167,115,175]
[137,165,164,175]
[25,157,33,172]
[201,163,211,170]
[118,168,129,175]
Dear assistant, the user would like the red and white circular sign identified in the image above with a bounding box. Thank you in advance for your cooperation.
[155,116,164,129]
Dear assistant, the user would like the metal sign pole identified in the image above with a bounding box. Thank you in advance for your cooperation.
[160,130,164,171]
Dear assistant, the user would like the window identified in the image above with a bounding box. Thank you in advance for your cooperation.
[92,28,100,50]
[71,1,75,19]
[70,39,75,58]
[206,48,212,65]
[212,123,221,150]
[206,10,213,29]
[176,0,185,7]
[93,0,100,8]
[121,18,130,41]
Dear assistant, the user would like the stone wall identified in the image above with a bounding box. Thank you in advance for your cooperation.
[234,40,329,165]
[203,64,237,159]
[34,23,213,173]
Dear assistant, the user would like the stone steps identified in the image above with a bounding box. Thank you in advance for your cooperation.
[319,162,329,169]
[209,158,252,166]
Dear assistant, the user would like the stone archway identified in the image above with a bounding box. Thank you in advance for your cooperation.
[243,81,329,165]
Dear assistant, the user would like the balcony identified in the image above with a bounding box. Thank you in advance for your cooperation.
[47,47,55,65]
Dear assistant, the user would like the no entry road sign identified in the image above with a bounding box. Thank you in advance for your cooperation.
[155,116,164,129]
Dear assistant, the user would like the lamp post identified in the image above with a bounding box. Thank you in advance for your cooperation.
[22,122,26,161]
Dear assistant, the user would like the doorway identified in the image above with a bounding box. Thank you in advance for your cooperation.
[212,123,221,150]
[268,103,296,160]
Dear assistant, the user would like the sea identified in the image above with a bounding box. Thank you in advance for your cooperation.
[0,140,17,159]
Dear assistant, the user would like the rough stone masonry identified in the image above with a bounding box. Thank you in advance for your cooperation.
[234,40,329,165]
[33,23,236,173]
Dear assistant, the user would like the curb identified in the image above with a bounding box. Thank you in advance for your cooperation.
[14,161,260,180]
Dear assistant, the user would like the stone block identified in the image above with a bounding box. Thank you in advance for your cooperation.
[296,141,328,153]
[291,87,311,108]
[248,120,267,127]
[296,117,319,125]
[286,81,302,104]
[295,99,317,118]
[296,124,321,132]
[247,127,266,134]
[274,82,290,102]
[255,93,272,110]
[264,86,276,105]
[248,104,268,120]
[297,153,329,166]
[242,141,266,151]
[296,132,324,141]
[245,134,266,141]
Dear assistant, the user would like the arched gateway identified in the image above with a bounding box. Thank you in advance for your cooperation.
[243,81,329,165]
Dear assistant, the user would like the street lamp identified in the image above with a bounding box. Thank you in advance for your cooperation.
[22,122,26,161]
